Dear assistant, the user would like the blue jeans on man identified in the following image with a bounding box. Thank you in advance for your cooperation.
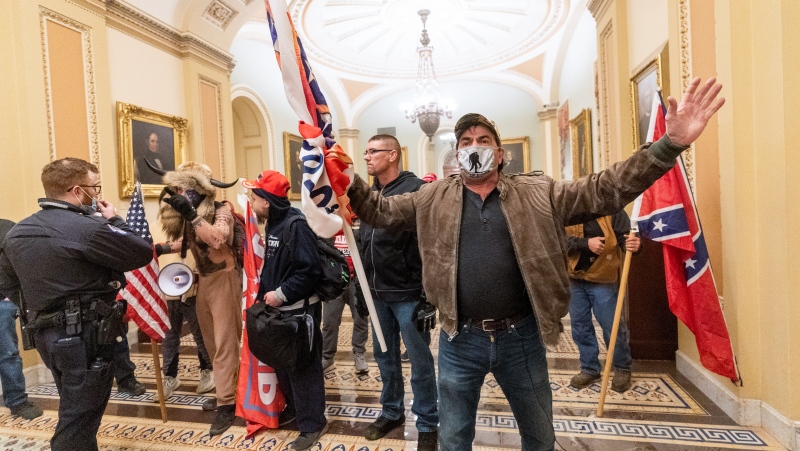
[569,279,632,375]
[0,299,28,409]
[438,314,555,451]
[371,298,438,433]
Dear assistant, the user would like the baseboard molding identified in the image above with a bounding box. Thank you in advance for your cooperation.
[676,351,799,450]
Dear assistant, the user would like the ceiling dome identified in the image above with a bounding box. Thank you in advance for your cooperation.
[290,0,567,79]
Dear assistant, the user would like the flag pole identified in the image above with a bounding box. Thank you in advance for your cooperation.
[339,215,387,353]
[596,225,637,417]
[150,341,168,422]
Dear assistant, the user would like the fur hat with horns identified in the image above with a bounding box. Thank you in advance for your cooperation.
[146,159,237,240]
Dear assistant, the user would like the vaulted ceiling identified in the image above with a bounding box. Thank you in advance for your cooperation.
[121,0,589,122]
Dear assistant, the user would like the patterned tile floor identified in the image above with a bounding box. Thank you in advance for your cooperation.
[1,317,786,450]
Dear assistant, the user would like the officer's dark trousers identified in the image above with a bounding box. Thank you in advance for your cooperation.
[35,323,115,451]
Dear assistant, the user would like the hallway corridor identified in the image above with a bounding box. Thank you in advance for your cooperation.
[0,320,783,450]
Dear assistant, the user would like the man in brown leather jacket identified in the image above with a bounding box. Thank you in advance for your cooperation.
[346,78,725,450]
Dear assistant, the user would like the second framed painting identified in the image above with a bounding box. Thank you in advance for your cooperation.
[571,108,593,178]
[501,137,530,174]
[630,45,669,149]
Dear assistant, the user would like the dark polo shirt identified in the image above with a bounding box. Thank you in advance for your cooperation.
[456,187,532,321]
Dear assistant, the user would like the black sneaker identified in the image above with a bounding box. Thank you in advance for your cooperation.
[202,397,217,411]
[365,414,405,440]
[417,430,438,451]
[209,404,236,436]
[290,422,329,450]
[117,377,146,397]
[9,401,43,420]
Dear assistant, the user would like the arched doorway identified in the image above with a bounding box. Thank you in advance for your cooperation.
[231,88,273,181]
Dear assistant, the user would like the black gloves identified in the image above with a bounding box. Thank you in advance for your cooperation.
[353,279,370,318]
[413,300,437,334]
[161,187,197,221]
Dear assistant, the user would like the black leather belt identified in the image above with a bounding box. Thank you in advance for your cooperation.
[459,311,531,332]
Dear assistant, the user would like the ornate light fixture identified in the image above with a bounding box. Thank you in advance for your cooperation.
[403,9,453,142]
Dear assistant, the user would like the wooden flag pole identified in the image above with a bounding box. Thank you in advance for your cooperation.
[340,219,388,352]
[596,229,637,418]
[150,341,168,422]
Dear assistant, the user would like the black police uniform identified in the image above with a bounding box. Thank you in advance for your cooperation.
[0,199,152,451]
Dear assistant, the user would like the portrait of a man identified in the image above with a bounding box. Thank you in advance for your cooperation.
[501,137,530,175]
[284,132,304,200]
[132,120,176,185]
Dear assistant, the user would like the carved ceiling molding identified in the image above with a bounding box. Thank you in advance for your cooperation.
[537,105,558,120]
[587,0,612,22]
[104,0,235,74]
[202,0,238,30]
[289,0,567,79]
[337,128,360,139]
[39,7,100,168]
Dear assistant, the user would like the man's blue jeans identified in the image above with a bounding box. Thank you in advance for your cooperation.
[0,300,28,409]
[569,279,632,375]
[438,315,554,451]
[371,299,438,432]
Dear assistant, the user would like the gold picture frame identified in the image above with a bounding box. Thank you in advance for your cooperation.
[570,109,593,178]
[368,146,409,186]
[630,45,669,149]
[284,132,304,201]
[501,137,530,174]
[116,102,187,198]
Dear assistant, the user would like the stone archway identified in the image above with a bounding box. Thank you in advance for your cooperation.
[231,89,273,181]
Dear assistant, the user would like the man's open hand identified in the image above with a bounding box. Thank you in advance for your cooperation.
[665,77,725,147]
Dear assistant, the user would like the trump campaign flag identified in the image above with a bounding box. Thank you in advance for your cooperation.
[631,93,739,382]
[265,0,354,238]
[236,201,285,435]
[118,182,170,341]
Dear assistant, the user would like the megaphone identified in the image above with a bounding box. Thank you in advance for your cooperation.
[157,262,194,297]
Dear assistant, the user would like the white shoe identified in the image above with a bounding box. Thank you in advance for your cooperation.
[196,369,215,394]
[154,375,181,402]
[354,352,368,374]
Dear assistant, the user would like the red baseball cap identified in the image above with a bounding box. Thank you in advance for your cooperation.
[422,172,438,183]
[241,170,291,197]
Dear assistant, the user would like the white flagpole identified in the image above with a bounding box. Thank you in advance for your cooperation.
[340,219,387,353]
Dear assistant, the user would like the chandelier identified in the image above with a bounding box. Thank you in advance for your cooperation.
[403,9,453,142]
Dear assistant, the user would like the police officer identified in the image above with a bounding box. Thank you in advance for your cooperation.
[0,158,153,451]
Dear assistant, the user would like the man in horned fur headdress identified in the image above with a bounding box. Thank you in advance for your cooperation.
[153,161,242,436]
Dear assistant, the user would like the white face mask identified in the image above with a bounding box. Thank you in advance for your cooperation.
[458,146,497,179]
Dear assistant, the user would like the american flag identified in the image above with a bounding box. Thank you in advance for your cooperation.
[631,93,739,381]
[117,183,171,342]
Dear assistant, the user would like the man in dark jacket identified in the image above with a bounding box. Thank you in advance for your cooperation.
[242,170,327,451]
[359,135,438,450]
[0,158,153,451]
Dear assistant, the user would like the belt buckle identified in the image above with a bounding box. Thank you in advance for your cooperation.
[480,319,498,332]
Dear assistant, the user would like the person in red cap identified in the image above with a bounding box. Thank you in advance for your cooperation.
[422,173,438,183]
[242,170,328,451]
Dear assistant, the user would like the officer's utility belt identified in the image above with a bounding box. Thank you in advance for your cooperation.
[31,298,124,342]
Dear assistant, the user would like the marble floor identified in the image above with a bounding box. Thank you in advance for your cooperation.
[0,319,785,450]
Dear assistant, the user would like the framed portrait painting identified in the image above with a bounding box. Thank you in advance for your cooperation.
[117,102,187,198]
[630,45,669,148]
[284,132,304,201]
[501,137,530,175]
[570,109,593,178]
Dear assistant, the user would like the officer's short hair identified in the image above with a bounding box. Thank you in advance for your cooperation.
[41,158,99,198]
